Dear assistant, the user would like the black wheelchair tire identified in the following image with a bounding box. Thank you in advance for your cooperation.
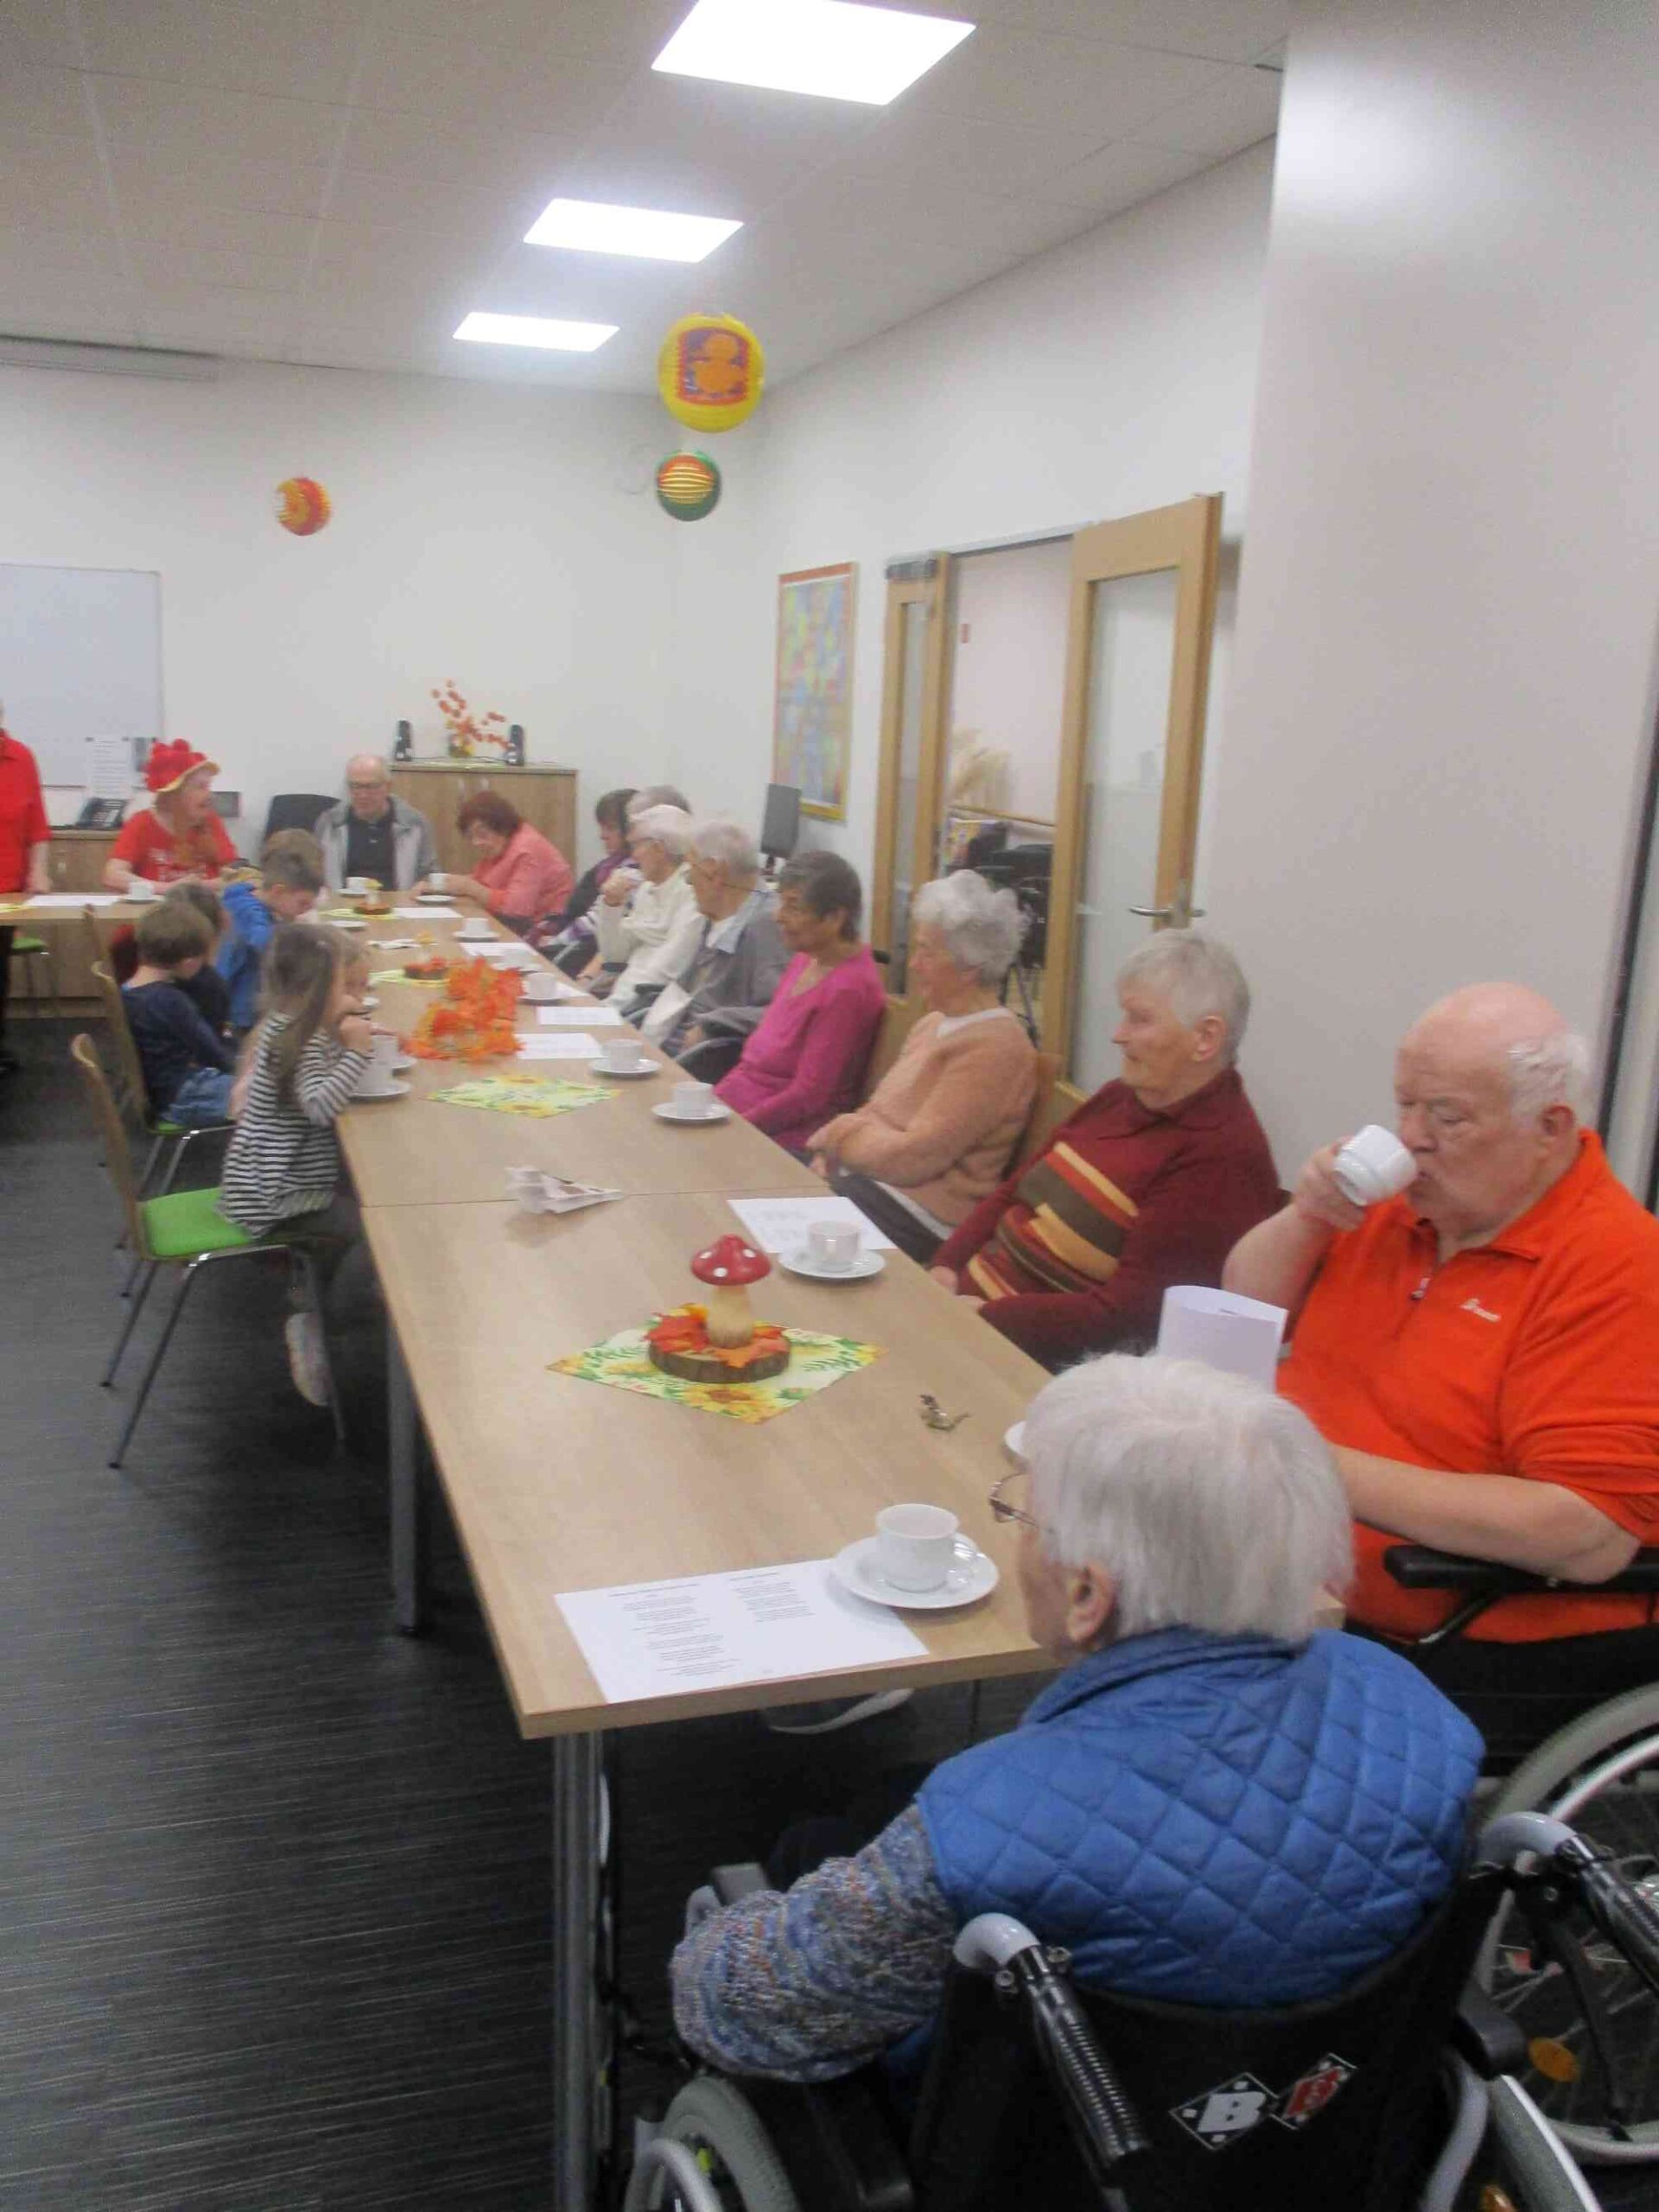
[1480,1682,1659,2164]
[625,2076,804,2212]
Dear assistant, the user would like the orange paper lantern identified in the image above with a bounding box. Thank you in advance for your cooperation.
[275,476,331,535]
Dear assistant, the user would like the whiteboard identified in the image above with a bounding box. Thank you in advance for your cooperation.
[0,563,162,787]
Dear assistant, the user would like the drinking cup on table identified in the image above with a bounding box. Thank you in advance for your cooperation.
[875,1503,959,1592]
[429,871,448,892]
[364,1031,398,1084]
[807,1221,861,1272]
[524,971,561,1002]
[602,1034,646,1073]
[346,875,372,894]
[672,1077,714,1114]
[456,918,492,940]
[1332,1124,1417,1206]
[126,876,158,902]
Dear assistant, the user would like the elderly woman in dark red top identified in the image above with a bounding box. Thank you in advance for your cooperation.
[930,930,1280,1367]
[419,791,573,932]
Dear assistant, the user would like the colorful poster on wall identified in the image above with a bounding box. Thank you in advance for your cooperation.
[772,563,856,823]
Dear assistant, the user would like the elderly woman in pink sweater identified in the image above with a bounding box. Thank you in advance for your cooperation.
[808,871,1036,1262]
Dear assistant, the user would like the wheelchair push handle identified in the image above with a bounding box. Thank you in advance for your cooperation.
[1479,1809,1659,1996]
[1574,1853,1659,1998]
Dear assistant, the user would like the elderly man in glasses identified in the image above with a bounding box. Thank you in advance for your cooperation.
[671,1355,1479,2086]
[313,754,436,892]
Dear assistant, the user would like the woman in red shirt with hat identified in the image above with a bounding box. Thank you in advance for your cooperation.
[104,742,238,891]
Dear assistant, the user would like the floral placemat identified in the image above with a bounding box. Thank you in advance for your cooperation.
[551,1320,882,1423]
[430,1074,613,1119]
[369,967,448,987]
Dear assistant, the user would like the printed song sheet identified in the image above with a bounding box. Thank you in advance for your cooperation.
[557,1561,924,1705]
[727,1195,897,1254]
[1156,1285,1287,1388]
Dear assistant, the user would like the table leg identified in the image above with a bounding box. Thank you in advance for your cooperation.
[552,1730,604,2209]
[389,1317,426,1634]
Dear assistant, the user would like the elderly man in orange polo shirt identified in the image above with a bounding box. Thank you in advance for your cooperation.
[1225,982,1659,1732]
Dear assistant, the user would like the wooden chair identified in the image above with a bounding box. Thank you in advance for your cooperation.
[1012,1053,1080,1174]
[78,903,105,977]
[91,958,231,1206]
[69,1034,342,1467]
[6,928,56,1019]
[860,995,928,1102]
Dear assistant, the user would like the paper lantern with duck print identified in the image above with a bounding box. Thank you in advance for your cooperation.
[275,476,331,536]
[657,313,765,433]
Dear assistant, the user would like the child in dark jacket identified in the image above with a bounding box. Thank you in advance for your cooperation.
[120,901,236,1127]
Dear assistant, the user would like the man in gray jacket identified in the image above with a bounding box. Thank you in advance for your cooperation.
[645,817,788,1068]
[314,755,437,890]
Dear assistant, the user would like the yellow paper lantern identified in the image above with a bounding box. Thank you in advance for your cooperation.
[657,313,765,433]
[275,476,331,535]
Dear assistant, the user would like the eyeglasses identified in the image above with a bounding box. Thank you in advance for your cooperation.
[988,1465,1041,1532]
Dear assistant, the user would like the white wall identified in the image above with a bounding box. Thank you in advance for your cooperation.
[667,143,1276,872]
[0,359,673,867]
[1207,0,1659,1169]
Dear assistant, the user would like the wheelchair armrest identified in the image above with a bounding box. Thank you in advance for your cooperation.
[710,1861,771,1907]
[1384,1543,1659,1596]
[802,2073,915,2212]
[1451,1981,1528,2080]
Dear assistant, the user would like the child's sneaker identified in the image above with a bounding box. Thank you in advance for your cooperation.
[284,1312,331,1408]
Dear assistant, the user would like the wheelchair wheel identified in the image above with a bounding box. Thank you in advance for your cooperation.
[1477,2075,1602,2209]
[1479,1684,1659,2164]
[625,2076,804,2212]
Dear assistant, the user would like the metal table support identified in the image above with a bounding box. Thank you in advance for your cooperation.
[389,1319,428,1634]
[552,1730,606,2208]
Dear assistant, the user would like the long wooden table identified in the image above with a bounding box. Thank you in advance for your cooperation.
[332,904,1051,2209]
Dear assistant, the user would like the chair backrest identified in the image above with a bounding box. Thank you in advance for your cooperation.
[70,1033,149,1259]
[1012,1065,1084,1174]
[861,994,927,1100]
[78,905,105,976]
[262,792,335,845]
[91,959,152,1125]
[906,1871,1500,2212]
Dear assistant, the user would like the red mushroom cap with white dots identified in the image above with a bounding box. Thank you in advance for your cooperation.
[690,1233,771,1286]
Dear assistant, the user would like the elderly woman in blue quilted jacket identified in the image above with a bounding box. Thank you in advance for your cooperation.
[671,1353,1483,2084]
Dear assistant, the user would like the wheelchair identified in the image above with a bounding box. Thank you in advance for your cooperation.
[628,1812,1659,2212]
[1382,1542,1659,2166]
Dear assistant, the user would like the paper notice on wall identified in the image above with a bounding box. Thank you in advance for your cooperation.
[88,734,136,800]
[556,1560,925,1706]
[1156,1285,1287,1389]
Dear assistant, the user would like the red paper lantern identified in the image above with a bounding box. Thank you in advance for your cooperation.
[275,476,331,536]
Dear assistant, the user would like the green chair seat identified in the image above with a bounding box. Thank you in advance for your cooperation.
[10,934,48,955]
[141,1184,257,1261]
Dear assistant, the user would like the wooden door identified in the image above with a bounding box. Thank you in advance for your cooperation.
[869,556,950,1000]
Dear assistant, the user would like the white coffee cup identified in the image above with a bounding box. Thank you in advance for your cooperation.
[429,871,448,892]
[456,918,492,939]
[524,971,561,1002]
[359,1031,398,1092]
[1332,1123,1417,1206]
[346,875,372,894]
[808,1221,861,1272]
[602,1034,646,1072]
[126,875,158,901]
[875,1503,960,1592]
[672,1078,714,1115]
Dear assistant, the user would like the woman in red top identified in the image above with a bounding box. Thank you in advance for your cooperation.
[0,715,53,1073]
[420,791,573,932]
[105,741,238,891]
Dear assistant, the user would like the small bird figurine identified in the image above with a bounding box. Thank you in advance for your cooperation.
[919,1394,969,1433]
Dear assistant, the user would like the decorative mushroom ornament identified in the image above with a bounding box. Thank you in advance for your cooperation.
[691,1234,772,1349]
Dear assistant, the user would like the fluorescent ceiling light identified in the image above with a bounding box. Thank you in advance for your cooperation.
[524,197,742,263]
[654,0,973,106]
[454,312,617,352]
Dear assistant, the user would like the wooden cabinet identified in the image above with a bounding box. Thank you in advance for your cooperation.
[387,762,578,879]
[12,831,119,1008]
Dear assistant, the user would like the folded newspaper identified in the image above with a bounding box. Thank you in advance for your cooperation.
[506,1167,622,1215]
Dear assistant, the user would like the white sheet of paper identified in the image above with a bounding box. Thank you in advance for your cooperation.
[394,905,459,919]
[557,1560,925,1706]
[514,1033,602,1060]
[727,1195,897,1254]
[537,1005,624,1027]
[89,734,136,800]
[27,891,124,907]
[1156,1285,1287,1389]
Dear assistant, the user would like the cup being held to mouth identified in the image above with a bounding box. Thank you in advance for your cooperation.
[1332,1124,1417,1206]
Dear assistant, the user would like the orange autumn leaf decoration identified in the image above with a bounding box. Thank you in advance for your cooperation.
[406,959,524,1059]
[645,1304,790,1372]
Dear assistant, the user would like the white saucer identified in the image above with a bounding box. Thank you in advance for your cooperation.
[330,917,367,931]
[455,931,494,944]
[830,1535,998,1611]
[389,1053,415,1073]
[652,1101,731,1123]
[359,995,378,1010]
[780,1246,884,1281]
[1003,1421,1027,1461]
[589,1058,656,1079]
[353,1077,410,1101]
[416,891,456,904]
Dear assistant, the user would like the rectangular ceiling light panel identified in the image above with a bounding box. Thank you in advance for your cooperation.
[654,0,974,106]
[524,198,742,262]
[454,312,618,352]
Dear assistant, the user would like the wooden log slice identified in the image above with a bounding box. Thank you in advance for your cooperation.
[648,1342,792,1384]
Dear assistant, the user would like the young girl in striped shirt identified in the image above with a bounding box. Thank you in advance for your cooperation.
[220,923,372,1406]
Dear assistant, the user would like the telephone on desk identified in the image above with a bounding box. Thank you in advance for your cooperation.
[75,798,126,830]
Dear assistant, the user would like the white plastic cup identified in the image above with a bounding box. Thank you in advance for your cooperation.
[1332,1124,1417,1205]
[875,1503,959,1592]
[602,1034,646,1072]
[808,1221,861,1272]
[672,1078,714,1114]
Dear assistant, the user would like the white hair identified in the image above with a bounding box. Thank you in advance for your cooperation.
[689,817,760,880]
[911,870,1024,984]
[630,804,692,860]
[1116,929,1249,1060]
[1507,1031,1591,1125]
[346,753,389,782]
[628,785,691,821]
[1024,1353,1352,1643]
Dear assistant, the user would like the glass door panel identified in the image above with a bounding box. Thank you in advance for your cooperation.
[872,560,949,999]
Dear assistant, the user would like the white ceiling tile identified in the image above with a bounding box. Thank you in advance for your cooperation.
[983,0,1291,66]
[121,203,318,264]
[304,216,503,291]
[0,226,130,283]
[0,0,83,70]
[338,108,575,194]
[1036,137,1208,215]
[353,29,630,136]
[321,166,525,238]
[848,106,1122,205]
[897,26,1228,138]
[109,151,333,222]
[91,76,346,168]
[74,0,367,104]
[1130,63,1281,159]
[0,129,114,226]
[0,301,146,344]
[136,288,298,347]
[0,63,94,137]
